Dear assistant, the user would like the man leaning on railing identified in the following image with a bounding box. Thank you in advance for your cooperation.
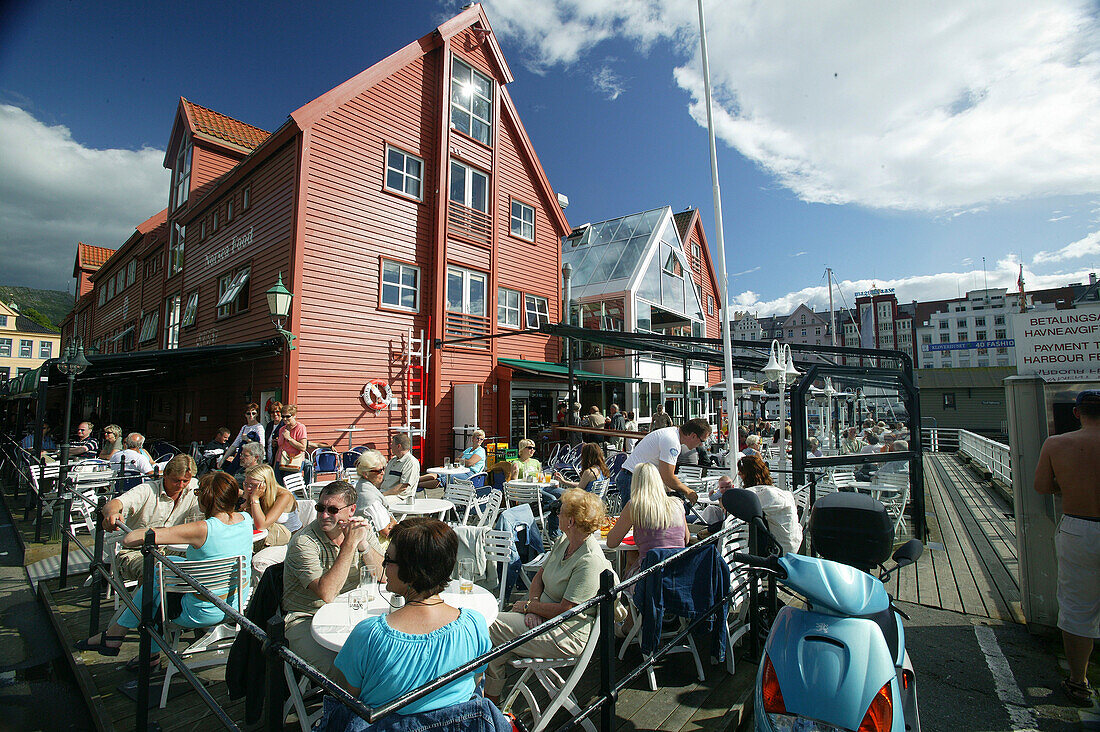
[100,454,203,582]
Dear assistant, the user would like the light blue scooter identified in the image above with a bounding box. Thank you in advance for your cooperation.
[722,489,923,732]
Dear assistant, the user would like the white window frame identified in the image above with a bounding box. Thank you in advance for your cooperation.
[138,309,160,344]
[498,287,521,328]
[450,58,493,145]
[164,294,181,350]
[449,160,489,213]
[168,223,185,276]
[380,259,421,312]
[173,135,192,209]
[0,315,6,327]
[182,291,199,328]
[18,339,32,358]
[38,341,52,358]
[510,199,535,241]
[524,294,550,329]
[217,266,250,318]
[385,145,424,201]
[446,266,487,316]
[0,338,10,357]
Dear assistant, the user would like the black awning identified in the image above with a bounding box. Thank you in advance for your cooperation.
[70,338,283,384]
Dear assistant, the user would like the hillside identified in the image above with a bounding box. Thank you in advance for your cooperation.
[0,286,72,331]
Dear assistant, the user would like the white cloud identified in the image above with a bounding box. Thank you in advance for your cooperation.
[1033,229,1100,263]
[480,0,1100,211]
[592,66,626,100]
[790,251,807,258]
[730,265,761,277]
[727,256,1096,317]
[0,104,169,289]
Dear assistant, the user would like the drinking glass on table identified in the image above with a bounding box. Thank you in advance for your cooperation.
[348,588,367,624]
[360,565,378,601]
[459,559,475,594]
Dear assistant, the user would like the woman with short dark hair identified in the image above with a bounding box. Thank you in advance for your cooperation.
[332,518,490,715]
[74,471,253,668]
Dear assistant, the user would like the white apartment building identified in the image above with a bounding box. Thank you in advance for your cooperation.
[915,288,1055,369]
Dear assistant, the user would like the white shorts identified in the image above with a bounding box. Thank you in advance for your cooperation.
[1055,515,1100,638]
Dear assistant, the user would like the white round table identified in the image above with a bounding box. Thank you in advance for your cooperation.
[427,466,469,487]
[391,498,455,520]
[311,581,500,652]
[307,481,330,499]
[505,479,558,491]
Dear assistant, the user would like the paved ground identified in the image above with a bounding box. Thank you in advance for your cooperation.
[0,495,94,732]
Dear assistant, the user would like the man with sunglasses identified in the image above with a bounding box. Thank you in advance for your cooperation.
[283,480,384,675]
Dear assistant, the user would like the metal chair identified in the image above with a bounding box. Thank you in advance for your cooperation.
[483,529,514,610]
[719,517,753,674]
[283,472,308,500]
[444,479,480,524]
[340,448,364,471]
[476,489,504,529]
[311,448,339,478]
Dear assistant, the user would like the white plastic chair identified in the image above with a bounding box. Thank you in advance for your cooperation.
[719,517,753,674]
[157,555,247,708]
[283,472,308,500]
[587,478,610,500]
[502,618,601,732]
[477,489,504,529]
[677,465,704,481]
[444,479,480,524]
[283,663,325,732]
[504,482,548,546]
[483,529,514,610]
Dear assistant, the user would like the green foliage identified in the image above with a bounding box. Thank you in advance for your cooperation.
[0,285,72,330]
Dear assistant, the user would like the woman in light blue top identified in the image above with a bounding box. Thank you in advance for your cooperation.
[454,429,487,481]
[75,471,253,667]
[333,518,490,714]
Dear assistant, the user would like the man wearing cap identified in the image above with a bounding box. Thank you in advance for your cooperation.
[1034,389,1100,707]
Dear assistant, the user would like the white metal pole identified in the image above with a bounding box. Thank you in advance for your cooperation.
[696,0,738,477]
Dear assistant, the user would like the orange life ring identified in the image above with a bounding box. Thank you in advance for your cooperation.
[361,380,394,411]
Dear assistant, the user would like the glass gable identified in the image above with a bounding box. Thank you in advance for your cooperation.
[561,207,665,290]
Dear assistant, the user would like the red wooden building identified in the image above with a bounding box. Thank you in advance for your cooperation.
[60,5,571,462]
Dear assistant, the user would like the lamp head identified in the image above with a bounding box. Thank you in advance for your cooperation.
[266,272,293,320]
[762,340,783,382]
[783,348,800,381]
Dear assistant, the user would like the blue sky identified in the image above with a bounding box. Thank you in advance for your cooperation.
[2,0,1099,315]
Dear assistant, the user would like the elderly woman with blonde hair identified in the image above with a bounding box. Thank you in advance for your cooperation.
[242,463,300,546]
[484,489,612,702]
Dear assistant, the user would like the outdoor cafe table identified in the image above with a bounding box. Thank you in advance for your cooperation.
[391,498,455,520]
[504,478,559,493]
[427,465,469,488]
[311,581,500,652]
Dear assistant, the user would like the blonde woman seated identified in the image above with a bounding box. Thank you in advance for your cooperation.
[606,463,689,578]
[353,449,398,537]
[242,464,300,546]
[484,489,611,703]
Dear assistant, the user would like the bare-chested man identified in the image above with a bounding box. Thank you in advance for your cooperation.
[1034,389,1100,707]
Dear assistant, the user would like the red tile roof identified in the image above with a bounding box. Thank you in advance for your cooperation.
[182,98,269,151]
[136,208,168,235]
[76,242,115,271]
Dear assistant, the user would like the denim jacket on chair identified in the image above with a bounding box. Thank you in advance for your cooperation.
[313,694,511,732]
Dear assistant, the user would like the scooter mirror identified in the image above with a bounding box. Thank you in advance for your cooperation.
[721,488,764,524]
[892,538,923,566]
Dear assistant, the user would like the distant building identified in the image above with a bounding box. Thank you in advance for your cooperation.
[0,301,60,383]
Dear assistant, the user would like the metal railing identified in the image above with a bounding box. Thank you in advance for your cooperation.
[958,430,1012,486]
[921,427,960,453]
[47,469,764,732]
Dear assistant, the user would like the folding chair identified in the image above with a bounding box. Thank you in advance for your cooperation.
[476,489,504,529]
[311,448,339,479]
[157,555,247,708]
[502,618,601,732]
[340,448,364,471]
[677,465,704,481]
[284,662,325,732]
[587,478,610,499]
[504,482,548,547]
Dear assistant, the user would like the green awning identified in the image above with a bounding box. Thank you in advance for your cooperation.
[499,358,641,384]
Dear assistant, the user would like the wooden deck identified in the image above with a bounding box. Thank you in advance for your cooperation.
[38,573,754,732]
[883,453,1024,624]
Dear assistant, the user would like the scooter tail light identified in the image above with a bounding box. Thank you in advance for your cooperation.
[761,654,786,714]
[857,681,893,732]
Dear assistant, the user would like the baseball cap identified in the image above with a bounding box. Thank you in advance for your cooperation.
[1075,389,1100,406]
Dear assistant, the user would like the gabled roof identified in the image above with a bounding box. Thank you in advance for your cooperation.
[73,242,115,277]
[672,210,695,241]
[14,315,58,336]
[90,208,169,282]
[165,98,270,167]
[670,207,723,310]
[136,207,168,235]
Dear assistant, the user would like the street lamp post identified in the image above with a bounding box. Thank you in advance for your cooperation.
[266,272,296,350]
[763,340,798,489]
[55,336,90,578]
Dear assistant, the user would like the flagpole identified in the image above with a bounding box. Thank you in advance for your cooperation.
[696,0,738,478]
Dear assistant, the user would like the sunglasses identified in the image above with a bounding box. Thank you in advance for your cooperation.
[382,555,396,568]
[315,503,351,516]
[246,411,258,415]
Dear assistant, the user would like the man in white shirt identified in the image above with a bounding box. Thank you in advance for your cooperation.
[615,418,711,503]
[381,433,421,506]
[100,454,202,581]
[108,433,155,476]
